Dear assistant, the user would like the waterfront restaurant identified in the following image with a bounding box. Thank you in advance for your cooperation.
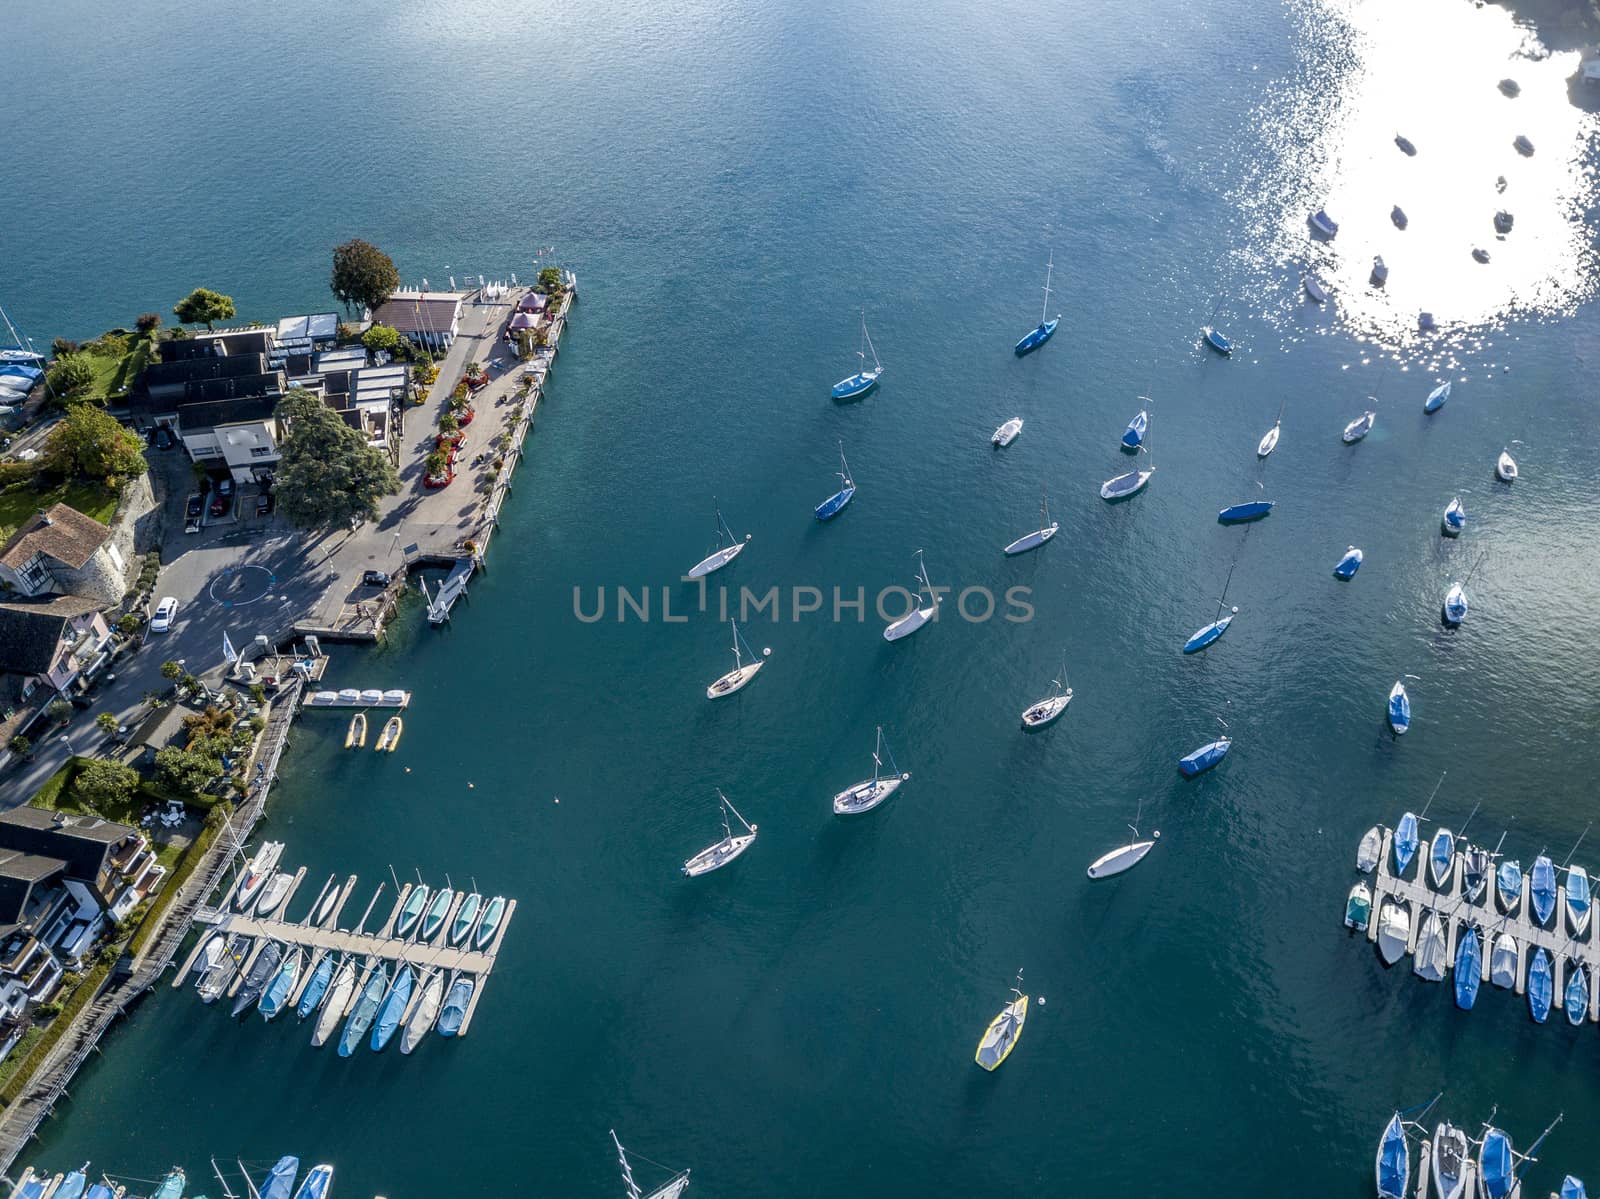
[369,291,465,352]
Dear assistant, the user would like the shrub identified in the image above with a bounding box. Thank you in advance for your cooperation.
[46,699,72,725]
[424,450,449,477]
[33,1001,61,1020]
[116,613,140,636]
[160,660,183,680]
[361,323,400,355]
[8,735,30,758]
[94,712,119,735]
[135,313,162,335]
[46,355,96,398]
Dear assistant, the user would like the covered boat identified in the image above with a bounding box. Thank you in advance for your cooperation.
[1217,500,1273,523]
[1395,133,1417,156]
[1454,926,1481,1009]
[1202,326,1232,355]
[974,972,1029,1071]
[1424,382,1451,413]
[1391,205,1408,230]
[1177,737,1231,778]
[1333,546,1363,579]
[310,957,358,1047]
[1568,865,1592,935]
[1394,812,1420,875]
[1342,410,1376,443]
[1566,959,1589,1025]
[1376,1112,1410,1199]
[395,884,429,937]
[1531,855,1557,925]
[1442,583,1468,627]
[401,969,445,1053]
[1429,827,1453,888]
[1377,899,1410,965]
[1183,608,1237,654]
[370,963,415,1051]
[260,1158,298,1199]
[1121,409,1148,450]
[1100,467,1154,500]
[1490,932,1519,988]
[1461,846,1489,902]
[257,947,303,1020]
[338,962,389,1056]
[1514,133,1534,156]
[291,1166,334,1199]
[1442,497,1466,537]
[296,953,336,1020]
[1433,1124,1470,1199]
[1357,826,1382,873]
[1412,910,1447,981]
[1480,1129,1515,1199]
[1528,947,1553,1022]
[1388,682,1411,734]
[1497,859,1522,915]
[437,973,474,1036]
[1309,209,1340,238]
[1344,882,1372,931]
[231,940,284,1017]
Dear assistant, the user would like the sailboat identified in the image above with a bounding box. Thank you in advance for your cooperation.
[231,941,284,1017]
[611,1129,691,1199]
[1394,812,1421,875]
[437,972,474,1036]
[1442,497,1466,537]
[1217,500,1273,523]
[831,312,883,400]
[1497,858,1523,916]
[474,896,507,949]
[296,953,337,1020]
[1100,461,1155,500]
[1178,734,1231,777]
[1377,899,1411,965]
[832,726,909,816]
[1565,959,1589,1025]
[1343,409,1377,443]
[974,969,1029,1070]
[1202,326,1233,355]
[1121,407,1149,450]
[883,550,938,641]
[1257,402,1284,457]
[345,712,366,749]
[1455,926,1482,1009]
[1357,826,1382,873]
[1333,546,1363,579]
[1376,1112,1410,1199]
[311,956,358,1047]
[682,790,758,876]
[338,961,390,1056]
[1344,881,1372,930]
[233,840,285,912]
[1433,1124,1470,1199]
[1462,845,1489,903]
[685,503,750,579]
[1412,910,1447,981]
[1003,488,1058,555]
[401,968,445,1053]
[1020,654,1072,729]
[1182,561,1239,654]
[450,892,483,945]
[1490,933,1518,988]
[198,935,247,1002]
[370,963,415,1050]
[1528,947,1553,1022]
[706,618,766,699]
[1088,803,1159,879]
[1424,382,1452,413]
[1495,449,1518,482]
[814,443,856,520]
[257,947,303,1020]
[1531,854,1557,925]
[1013,253,1059,355]
[1429,827,1453,888]
[1569,866,1594,938]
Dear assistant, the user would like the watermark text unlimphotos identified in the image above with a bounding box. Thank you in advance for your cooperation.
[573,580,1034,625]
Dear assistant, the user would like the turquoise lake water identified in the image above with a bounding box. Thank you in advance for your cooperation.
[8,0,1600,1194]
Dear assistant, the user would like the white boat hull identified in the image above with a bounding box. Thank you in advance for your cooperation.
[312,964,357,1046]
[1496,451,1517,482]
[992,418,1023,446]
[1377,901,1410,965]
[1490,934,1518,988]
[1357,826,1382,873]
[1257,425,1280,457]
[1100,469,1154,500]
[1003,524,1058,555]
[683,832,757,876]
[1021,692,1072,728]
[833,773,907,816]
[1087,839,1156,879]
[400,972,445,1054]
[707,661,763,699]
[884,603,935,642]
[686,539,747,579]
[1412,913,1447,981]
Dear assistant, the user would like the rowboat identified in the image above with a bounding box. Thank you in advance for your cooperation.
[883,550,938,641]
[1454,926,1481,1009]
[1442,498,1466,537]
[395,885,429,937]
[832,726,909,816]
[815,443,856,520]
[1388,682,1411,735]
[1121,409,1148,450]
[1218,500,1273,523]
[1333,546,1363,579]
[255,871,292,917]
[1100,467,1154,500]
[1309,209,1340,238]
[1490,933,1518,987]
[1433,1124,1470,1199]
[1528,947,1553,1022]
[1357,826,1381,873]
[992,417,1023,447]
[1412,910,1446,981]
[1002,489,1058,555]
[1424,382,1451,413]
[338,961,389,1056]
[420,887,455,943]
[375,715,402,752]
[1377,899,1410,964]
[1202,326,1232,355]
[1344,881,1372,931]
[1014,253,1059,355]
[310,956,358,1047]
[370,963,415,1051]
[706,618,765,699]
[1342,410,1376,443]
[831,312,883,400]
[1496,449,1517,481]
[295,953,336,1020]
[1177,736,1230,778]
[474,896,507,949]
[974,970,1028,1071]
[682,790,757,876]
[1376,1112,1409,1199]
[345,712,366,749]
[450,892,483,945]
[401,968,445,1053]
[436,973,474,1036]
[686,503,750,578]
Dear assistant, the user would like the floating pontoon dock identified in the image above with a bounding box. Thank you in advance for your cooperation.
[301,688,411,710]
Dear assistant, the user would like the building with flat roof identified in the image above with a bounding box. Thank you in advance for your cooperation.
[369,291,465,351]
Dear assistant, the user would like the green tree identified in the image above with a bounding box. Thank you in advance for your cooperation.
[537,266,563,293]
[94,712,119,736]
[46,354,96,398]
[154,746,219,796]
[7,735,30,759]
[115,613,140,636]
[159,660,184,680]
[424,449,450,478]
[172,287,235,331]
[361,323,400,355]
[330,239,400,315]
[72,759,139,810]
[273,388,399,529]
[134,312,162,335]
[46,699,72,725]
[43,404,147,483]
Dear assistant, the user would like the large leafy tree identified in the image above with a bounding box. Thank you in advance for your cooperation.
[155,746,219,797]
[273,388,399,529]
[173,287,236,331]
[330,239,400,315]
[72,759,140,812]
[45,404,147,482]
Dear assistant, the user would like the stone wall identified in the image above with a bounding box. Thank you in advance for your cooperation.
[98,472,159,601]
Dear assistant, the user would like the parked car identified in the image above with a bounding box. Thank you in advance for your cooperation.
[148,426,175,450]
[361,570,391,587]
[184,492,203,534]
[255,492,273,517]
[150,597,178,633]
[209,491,230,518]
[218,478,234,496]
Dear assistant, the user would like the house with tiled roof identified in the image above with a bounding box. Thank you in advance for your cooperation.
[0,502,125,605]
[0,595,113,752]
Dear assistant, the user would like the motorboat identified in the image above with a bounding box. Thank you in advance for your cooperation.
[1567,864,1592,936]
[1002,489,1058,555]
[1412,911,1447,980]
[1531,855,1557,924]
[1020,657,1072,729]
[992,417,1024,447]
[1394,812,1420,875]
[474,896,507,949]
[1566,959,1589,1025]
[1376,899,1410,965]
[706,618,765,699]
[1494,210,1514,234]
[1499,78,1521,96]
[1495,449,1517,481]
[1309,209,1340,238]
[437,973,474,1036]
[1342,410,1376,443]
[1455,926,1482,1009]
[1392,205,1408,230]
[1442,583,1468,627]
[291,1166,334,1199]
[1473,247,1491,264]
[1388,682,1411,735]
[1497,860,1523,915]
[450,892,483,945]
[1177,737,1231,778]
[1100,467,1154,500]
[295,953,336,1020]
[682,790,758,876]
[1183,608,1237,654]
[420,887,455,943]
[395,885,429,937]
[1513,134,1534,156]
[1344,881,1372,931]
[1014,253,1059,355]
[1357,826,1382,873]
[401,969,445,1053]
[257,947,303,1021]
[814,443,856,520]
[974,971,1028,1071]
[1371,257,1389,285]
[231,940,284,1017]
[1462,846,1489,902]
[255,871,293,917]
[1202,326,1232,355]
[831,313,883,400]
[883,550,938,641]
[1394,133,1417,156]
[197,934,247,1003]
[1333,546,1363,579]
[338,961,389,1056]
[1303,277,1329,303]
[260,1157,299,1199]
[375,715,402,752]
[370,963,415,1051]
[832,726,909,816]
[1429,827,1453,888]
[1218,500,1273,523]
[1442,498,1466,537]
[1424,382,1451,413]
[1088,827,1160,879]
[1528,947,1553,1022]
[1121,409,1148,450]
[1433,1124,1470,1199]
[1490,932,1518,988]
[685,503,750,578]
[1376,1112,1410,1199]
[345,712,366,749]
[311,957,358,1047]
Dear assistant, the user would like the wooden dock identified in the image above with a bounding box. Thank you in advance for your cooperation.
[1360,824,1600,1016]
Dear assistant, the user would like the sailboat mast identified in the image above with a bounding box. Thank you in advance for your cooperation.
[1419,770,1447,819]
[612,1131,645,1199]
[1040,253,1053,325]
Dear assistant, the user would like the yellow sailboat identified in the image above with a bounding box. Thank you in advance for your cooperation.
[974,969,1029,1071]
[345,712,367,749]
[376,715,403,752]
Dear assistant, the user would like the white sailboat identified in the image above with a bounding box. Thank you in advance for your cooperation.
[1002,488,1059,555]
[311,957,358,1047]
[1087,805,1160,879]
[682,791,758,877]
[883,550,939,642]
[1412,910,1447,981]
[685,502,750,579]
[832,726,909,816]
[1257,400,1284,457]
[705,619,767,699]
[400,968,445,1054]
[612,1130,690,1199]
[1020,655,1072,728]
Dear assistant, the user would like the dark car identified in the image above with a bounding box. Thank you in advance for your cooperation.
[185,493,203,519]
[255,492,273,517]
[209,492,230,518]
[148,426,175,450]
[361,570,391,587]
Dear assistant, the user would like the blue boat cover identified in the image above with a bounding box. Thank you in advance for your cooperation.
[1394,813,1420,873]
[1014,318,1059,355]
[262,1158,300,1199]
[57,1173,87,1199]
[1334,548,1362,578]
[1569,868,1591,916]
[1566,961,1588,1024]
[1389,687,1410,731]
[1377,1113,1409,1198]
[831,372,878,401]
[18,1182,46,1199]
[1498,860,1522,901]
[1218,501,1273,522]
[1481,1129,1514,1199]
[1183,616,1232,654]
[0,364,41,381]
[1430,831,1452,879]
[1425,382,1452,412]
[1529,948,1553,1023]
[438,977,473,1036]
[1178,738,1230,777]
[296,955,335,1019]
[86,1186,114,1199]
[1444,502,1466,530]
[291,1167,334,1199]
[1122,411,1148,449]
[815,485,855,521]
[1204,328,1232,354]
[1532,856,1557,924]
[1454,927,1481,1009]
[1310,209,1340,237]
[1561,1176,1588,1199]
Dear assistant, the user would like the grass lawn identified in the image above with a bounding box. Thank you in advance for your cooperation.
[78,336,152,402]
[0,477,116,544]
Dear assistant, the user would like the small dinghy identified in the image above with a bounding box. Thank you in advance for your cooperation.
[992,416,1023,447]
[883,550,938,641]
[1388,682,1411,735]
[1455,926,1482,1009]
[1499,77,1521,97]
[682,790,757,877]
[1473,247,1491,264]
[1357,826,1382,873]
[1513,134,1534,156]
[1014,253,1059,355]
[1490,932,1519,987]
[1391,205,1408,230]
[449,892,482,946]
[1100,466,1154,501]
[1177,736,1231,778]
[1567,864,1591,936]
[1412,910,1447,981]
[1441,497,1466,537]
[1217,500,1274,523]
[1202,326,1232,355]
[1371,256,1389,285]
[1442,582,1468,626]
[1429,827,1454,888]
[1528,947,1553,1022]
[1531,854,1557,925]
[1497,859,1522,915]
[832,726,909,816]
[1342,410,1376,443]
[1566,959,1589,1025]
[1309,208,1340,238]
[1377,899,1411,964]
[1376,1112,1410,1199]
[345,713,366,749]
[473,896,507,949]
[1020,655,1072,729]
[706,618,766,700]
[1462,846,1489,902]
[1121,408,1148,450]
[1303,276,1329,303]
[1344,881,1372,931]
[1088,824,1160,880]
[831,313,883,400]
[974,970,1029,1070]
[375,716,402,752]
[436,973,474,1037]
[1494,210,1514,234]
[1395,133,1417,156]
[686,503,750,578]
[1434,1123,1471,1199]
[1394,812,1420,875]
[1002,489,1058,555]
[1495,449,1517,481]
[814,443,856,520]
[1424,382,1451,413]
[1333,546,1363,579]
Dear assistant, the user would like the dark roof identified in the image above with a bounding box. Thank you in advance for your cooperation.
[180,371,284,407]
[177,395,278,431]
[0,503,109,571]
[139,352,266,393]
[0,596,101,676]
[0,673,47,747]
[0,849,66,885]
[0,807,133,845]
[160,330,274,362]
[370,295,462,335]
